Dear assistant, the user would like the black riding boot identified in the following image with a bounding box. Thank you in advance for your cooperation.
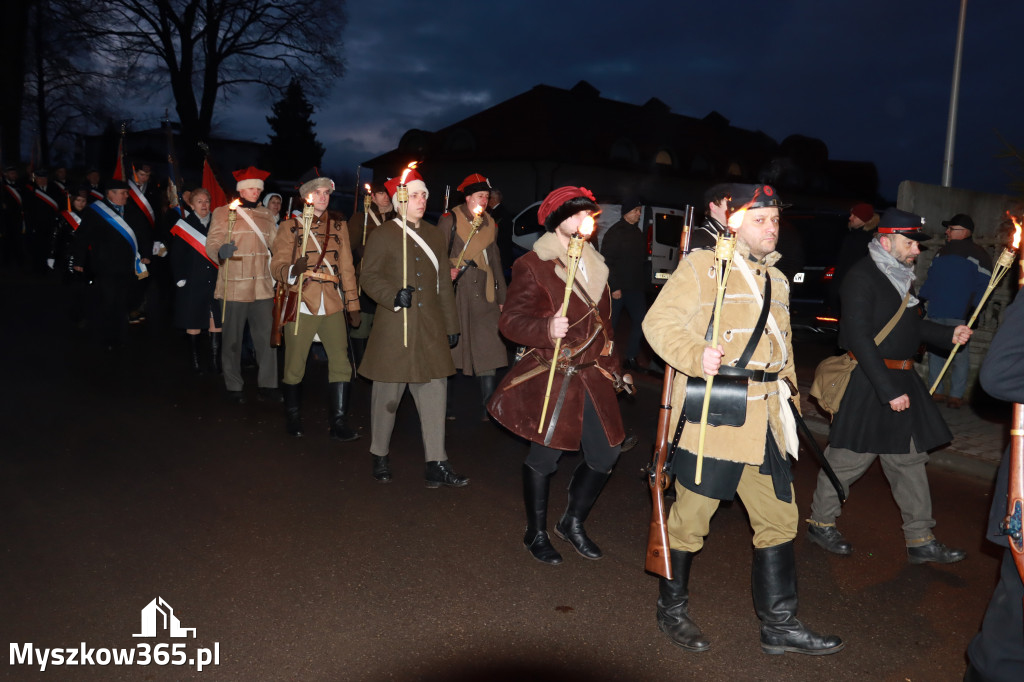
[522,465,562,565]
[752,541,844,656]
[554,462,611,559]
[478,374,496,421]
[208,331,222,373]
[657,549,710,651]
[328,381,359,442]
[188,334,203,374]
[282,382,303,437]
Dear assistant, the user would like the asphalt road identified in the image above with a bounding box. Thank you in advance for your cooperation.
[1,269,1003,681]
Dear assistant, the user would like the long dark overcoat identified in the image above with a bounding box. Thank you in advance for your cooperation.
[358,218,460,383]
[830,255,954,453]
[170,211,218,329]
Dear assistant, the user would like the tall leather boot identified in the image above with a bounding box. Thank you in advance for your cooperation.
[522,464,562,565]
[208,331,222,374]
[657,549,710,652]
[478,374,496,421]
[328,381,359,442]
[554,461,611,559]
[282,382,303,437]
[188,334,203,374]
[752,541,844,656]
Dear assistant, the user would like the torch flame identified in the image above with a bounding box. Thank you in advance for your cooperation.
[228,199,241,210]
[364,183,371,193]
[472,205,484,216]
[578,214,595,238]
[727,202,752,233]
[399,161,419,185]
[1009,212,1022,250]
[306,193,315,205]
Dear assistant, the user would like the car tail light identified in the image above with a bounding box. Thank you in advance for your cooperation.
[821,267,835,282]
[815,315,839,323]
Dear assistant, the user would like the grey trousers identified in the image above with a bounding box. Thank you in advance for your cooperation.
[809,441,936,544]
[370,378,448,462]
[221,298,278,392]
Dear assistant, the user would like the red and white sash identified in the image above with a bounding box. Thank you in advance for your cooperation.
[3,183,22,207]
[35,188,59,213]
[62,210,81,232]
[129,181,155,228]
[170,219,218,268]
[89,186,104,201]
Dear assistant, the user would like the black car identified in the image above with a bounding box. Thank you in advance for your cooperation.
[778,208,848,333]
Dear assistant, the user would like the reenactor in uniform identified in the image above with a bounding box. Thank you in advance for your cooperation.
[346,181,395,368]
[270,169,361,442]
[206,167,279,404]
[643,184,843,656]
[438,173,508,420]
[357,169,468,487]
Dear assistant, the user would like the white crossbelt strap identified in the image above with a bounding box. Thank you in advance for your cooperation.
[395,219,440,293]
[733,254,798,458]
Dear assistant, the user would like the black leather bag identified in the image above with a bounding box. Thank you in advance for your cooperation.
[684,375,749,427]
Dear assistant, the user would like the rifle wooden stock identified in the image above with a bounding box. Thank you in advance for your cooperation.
[645,366,676,579]
[1008,404,1024,582]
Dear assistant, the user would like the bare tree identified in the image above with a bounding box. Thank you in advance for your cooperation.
[69,0,346,164]
[0,1,31,166]
[24,0,113,166]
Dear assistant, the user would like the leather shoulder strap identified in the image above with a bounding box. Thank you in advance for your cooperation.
[874,292,910,345]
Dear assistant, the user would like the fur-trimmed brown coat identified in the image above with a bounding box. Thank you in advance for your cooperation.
[488,232,624,450]
[642,243,797,466]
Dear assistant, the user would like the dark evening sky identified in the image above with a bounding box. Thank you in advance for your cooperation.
[194,1,1023,201]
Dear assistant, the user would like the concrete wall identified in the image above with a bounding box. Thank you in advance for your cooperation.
[898,181,1024,397]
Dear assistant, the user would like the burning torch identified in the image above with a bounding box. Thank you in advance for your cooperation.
[221,199,242,321]
[396,163,417,348]
[538,214,595,435]
[362,184,372,246]
[693,204,744,484]
[930,215,1022,394]
[453,205,485,273]
[293,193,315,336]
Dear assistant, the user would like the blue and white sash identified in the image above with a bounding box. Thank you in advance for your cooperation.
[91,201,148,278]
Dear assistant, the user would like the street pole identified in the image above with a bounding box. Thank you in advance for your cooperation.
[941,0,968,187]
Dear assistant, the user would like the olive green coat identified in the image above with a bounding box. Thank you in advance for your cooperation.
[358,218,460,383]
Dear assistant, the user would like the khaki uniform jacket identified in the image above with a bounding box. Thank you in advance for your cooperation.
[358,218,460,383]
[270,211,358,316]
[206,204,275,302]
[643,244,797,466]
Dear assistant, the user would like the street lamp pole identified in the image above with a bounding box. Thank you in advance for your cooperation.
[942,0,969,187]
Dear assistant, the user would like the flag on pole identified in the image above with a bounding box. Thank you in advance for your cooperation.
[203,159,228,211]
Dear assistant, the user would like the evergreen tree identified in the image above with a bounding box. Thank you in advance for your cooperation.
[266,79,326,180]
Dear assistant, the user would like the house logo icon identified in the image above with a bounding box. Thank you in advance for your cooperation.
[132,597,197,638]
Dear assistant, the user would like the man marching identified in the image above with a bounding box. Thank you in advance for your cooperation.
[643,184,843,656]
[206,167,279,404]
[357,169,468,488]
[72,179,150,349]
[488,186,629,565]
[346,181,396,368]
[438,173,508,419]
[806,208,971,563]
[270,168,361,442]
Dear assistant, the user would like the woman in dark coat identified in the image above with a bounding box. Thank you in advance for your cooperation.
[488,186,628,565]
[169,188,221,372]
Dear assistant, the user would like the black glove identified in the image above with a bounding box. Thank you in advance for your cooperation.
[448,333,460,348]
[217,242,237,260]
[292,255,308,274]
[394,286,414,308]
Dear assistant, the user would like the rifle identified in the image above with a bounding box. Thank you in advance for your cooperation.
[645,205,696,579]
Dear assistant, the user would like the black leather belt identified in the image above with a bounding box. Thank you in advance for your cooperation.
[718,365,779,382]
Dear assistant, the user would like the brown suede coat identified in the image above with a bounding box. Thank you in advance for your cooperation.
[270,211,358,315]
[488,232,624,450]
[206,204,275,301]
[642,244,797,466]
